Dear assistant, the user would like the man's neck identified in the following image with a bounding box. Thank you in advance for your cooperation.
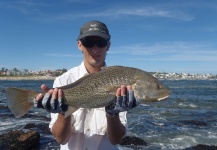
[84,62,105,74]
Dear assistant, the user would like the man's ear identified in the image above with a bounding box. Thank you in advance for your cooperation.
[78,41,83,52]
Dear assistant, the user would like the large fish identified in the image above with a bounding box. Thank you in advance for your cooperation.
[5,66,171,118]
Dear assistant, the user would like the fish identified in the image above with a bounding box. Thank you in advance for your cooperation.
[5,66,171,118]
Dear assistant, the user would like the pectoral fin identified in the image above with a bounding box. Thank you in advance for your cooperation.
[103,85,120,93]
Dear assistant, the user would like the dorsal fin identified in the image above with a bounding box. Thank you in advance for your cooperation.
[101,66,124,71]
[59,74,93,90]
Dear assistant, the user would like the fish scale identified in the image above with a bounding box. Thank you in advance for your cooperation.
[62,67,135,107]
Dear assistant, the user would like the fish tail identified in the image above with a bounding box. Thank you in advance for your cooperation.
[5,87,39,118]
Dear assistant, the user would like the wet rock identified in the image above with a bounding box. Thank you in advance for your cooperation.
[177,120,208,127]
[120,135,148,146]
[0,105,7,109]
[185,144,217,150]
[23,123,37,129]
[0,129,40,150]
[24,123,52,135]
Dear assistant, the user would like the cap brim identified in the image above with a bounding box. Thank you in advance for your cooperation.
[77,31,110,41]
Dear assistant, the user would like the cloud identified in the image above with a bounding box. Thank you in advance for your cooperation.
[54,6,193,22]
[1,1,194,22]
[113,7,193,21]
[0,0,46,15]
[109,41,217,61]
[44,53,82,57]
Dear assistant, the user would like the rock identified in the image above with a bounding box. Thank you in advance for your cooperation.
[177,120,208,127]
[120,135,148,146]
[185,144,217,150]
[0,105,7,109]
[0,130,40,150]
[24,123,52,135]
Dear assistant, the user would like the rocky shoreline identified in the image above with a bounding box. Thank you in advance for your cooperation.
[1,81,217,149]
[0,76,56,81]
[1,75,217,81]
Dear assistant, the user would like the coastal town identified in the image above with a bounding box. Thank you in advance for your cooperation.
[0,67,67,76]
[0,67,217,80]
[152,72,217,80]
[0,68,67,80]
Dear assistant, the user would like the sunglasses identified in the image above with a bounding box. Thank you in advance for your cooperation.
[80,38,108,48]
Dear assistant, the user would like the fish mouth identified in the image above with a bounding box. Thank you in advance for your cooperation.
[157,88,171,101]
[157,95,169,101]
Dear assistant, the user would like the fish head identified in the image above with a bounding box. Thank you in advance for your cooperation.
[132,75,171,103]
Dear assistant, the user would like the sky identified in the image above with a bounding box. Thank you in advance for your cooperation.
[0,0,217,74]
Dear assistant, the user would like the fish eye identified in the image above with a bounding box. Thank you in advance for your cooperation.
[156,84,161,89]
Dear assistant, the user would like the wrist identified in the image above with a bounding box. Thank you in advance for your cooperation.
[57,113,65,119]
[106,112,119,118]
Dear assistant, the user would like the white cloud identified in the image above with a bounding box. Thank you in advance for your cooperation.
[109,41,217,61]
[0,1,194,22]
[0,0,46,15]
[114,7,193,21]
[54,6,193,22]
[44,53,82,57]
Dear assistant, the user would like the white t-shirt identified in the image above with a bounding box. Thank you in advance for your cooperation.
[49,62,127,150]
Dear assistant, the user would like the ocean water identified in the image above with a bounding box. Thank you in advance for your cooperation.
[0,79,217,150]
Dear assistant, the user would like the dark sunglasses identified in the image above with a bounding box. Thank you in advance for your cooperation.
[80,38,108,48]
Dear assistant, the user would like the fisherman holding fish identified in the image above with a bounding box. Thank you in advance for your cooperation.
[35,20,138,150]
[6,20,170,149]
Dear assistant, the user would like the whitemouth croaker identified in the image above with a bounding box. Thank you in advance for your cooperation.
[5,66,171,118]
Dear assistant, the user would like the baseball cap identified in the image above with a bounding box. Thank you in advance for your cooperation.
[77,20,111,41]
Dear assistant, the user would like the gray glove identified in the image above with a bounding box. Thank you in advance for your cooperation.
[34,93,68,113]
[105,90,138,115]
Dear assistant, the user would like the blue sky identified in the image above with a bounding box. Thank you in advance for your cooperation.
[1,0,217,74]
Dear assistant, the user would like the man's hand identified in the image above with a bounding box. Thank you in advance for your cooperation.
[105,85,138,116]
[34,84,68,113]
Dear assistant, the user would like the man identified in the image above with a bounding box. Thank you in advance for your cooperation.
[35,20,137,150]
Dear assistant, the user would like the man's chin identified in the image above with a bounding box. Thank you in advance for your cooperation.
[89,60,104,67]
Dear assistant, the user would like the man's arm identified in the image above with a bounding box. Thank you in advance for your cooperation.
[52,113,72,144]
[106,113,126,145]
[35,86,72,145]
[106,85,130,144]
